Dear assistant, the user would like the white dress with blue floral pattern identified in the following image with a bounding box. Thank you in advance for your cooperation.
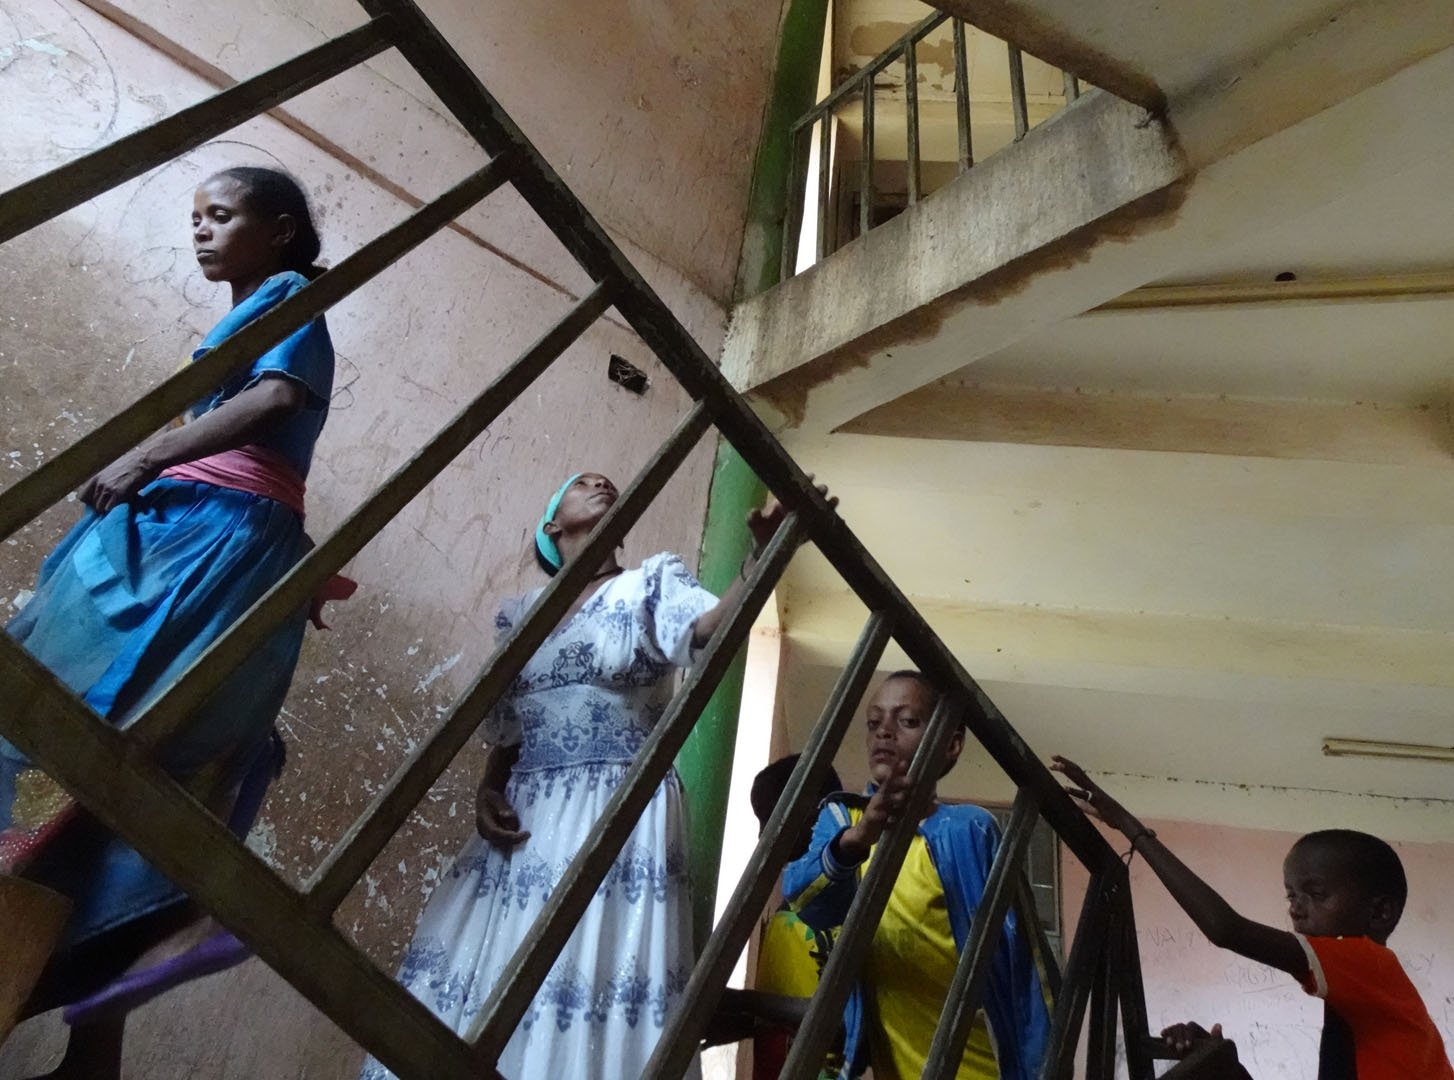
[361,553,713,1080]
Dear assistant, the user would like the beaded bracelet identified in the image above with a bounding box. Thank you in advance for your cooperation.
[739,548,764,580]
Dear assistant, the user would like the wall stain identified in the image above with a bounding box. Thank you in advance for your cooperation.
[931,0,1166,112]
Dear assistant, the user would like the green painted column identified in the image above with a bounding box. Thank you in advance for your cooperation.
[677,443,765,945]
[676,0,829,945]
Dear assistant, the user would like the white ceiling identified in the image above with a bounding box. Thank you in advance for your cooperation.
[952,122,1454,404]
[958,296,1454,405]
[1155,141,1454,285]
[927,0,1363,100]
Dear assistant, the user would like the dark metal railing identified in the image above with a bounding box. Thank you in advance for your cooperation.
[782,10,1096,278]
[0,2,1154,1077]
[1008,44,1031,140]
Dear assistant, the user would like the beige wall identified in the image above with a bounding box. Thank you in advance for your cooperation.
[0,0,783,1071]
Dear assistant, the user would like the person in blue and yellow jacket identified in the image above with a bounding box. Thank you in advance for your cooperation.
[749,754,843,1079]
[783,671,1050,1080]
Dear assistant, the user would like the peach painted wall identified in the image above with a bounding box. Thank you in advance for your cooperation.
[1061,818,1454,1079]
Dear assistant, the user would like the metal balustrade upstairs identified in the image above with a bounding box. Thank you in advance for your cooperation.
[0,1,1158,1076]
[782,8,1092,278]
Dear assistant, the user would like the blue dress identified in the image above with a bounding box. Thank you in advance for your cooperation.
[1,270,333,954]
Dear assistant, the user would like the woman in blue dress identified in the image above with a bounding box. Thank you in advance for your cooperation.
[1,166,335,1077]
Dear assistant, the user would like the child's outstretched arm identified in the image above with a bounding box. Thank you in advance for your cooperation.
[1050,756,1307,978]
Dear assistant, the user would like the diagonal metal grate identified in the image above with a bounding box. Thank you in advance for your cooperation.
[0,1,1156,1076]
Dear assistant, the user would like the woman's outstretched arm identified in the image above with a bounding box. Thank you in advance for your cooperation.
[691,480,836,647]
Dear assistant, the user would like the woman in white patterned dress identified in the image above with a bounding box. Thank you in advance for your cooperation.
[363,471,800,1080]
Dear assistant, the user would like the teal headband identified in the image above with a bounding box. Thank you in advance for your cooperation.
[535,473,582,572]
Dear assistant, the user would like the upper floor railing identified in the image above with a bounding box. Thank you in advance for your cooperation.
[783,8,1091,279]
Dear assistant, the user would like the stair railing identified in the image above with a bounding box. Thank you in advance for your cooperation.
[0,1,1152,1075]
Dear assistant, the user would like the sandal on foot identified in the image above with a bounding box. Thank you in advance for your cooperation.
[62,930,251,1026]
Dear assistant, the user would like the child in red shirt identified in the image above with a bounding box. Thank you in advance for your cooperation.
[1052,756,1452,1079]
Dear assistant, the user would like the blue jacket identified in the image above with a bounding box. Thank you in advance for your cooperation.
[783,796,1051,1080]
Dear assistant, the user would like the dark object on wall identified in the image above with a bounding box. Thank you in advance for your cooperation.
[608,354,650,395]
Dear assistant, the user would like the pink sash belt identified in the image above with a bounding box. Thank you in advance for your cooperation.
[161,445,306,517]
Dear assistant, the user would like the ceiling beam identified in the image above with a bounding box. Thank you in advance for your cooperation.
[841,380,1454,465]
[779,590,1454,804]
[784,587,1454,702]
[777,430,1454,536]
[1095,270,1454,312]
